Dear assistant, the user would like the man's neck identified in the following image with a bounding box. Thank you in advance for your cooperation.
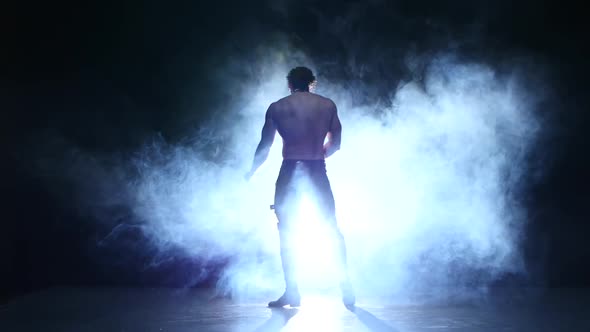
[291,88,309,94]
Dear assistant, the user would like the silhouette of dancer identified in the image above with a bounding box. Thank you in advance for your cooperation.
[246,67,355,308]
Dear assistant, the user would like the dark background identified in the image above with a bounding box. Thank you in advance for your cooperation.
[2,0,589,300]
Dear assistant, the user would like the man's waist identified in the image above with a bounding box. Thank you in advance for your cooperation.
[282,158,325,164]
[281,159,327,172]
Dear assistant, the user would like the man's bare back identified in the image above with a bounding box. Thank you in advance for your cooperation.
[245,90,342,180]
[270,91,342,160]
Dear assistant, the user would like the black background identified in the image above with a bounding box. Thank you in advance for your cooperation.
[2,0,589,300]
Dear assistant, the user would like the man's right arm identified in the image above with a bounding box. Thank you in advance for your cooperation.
[245,104,277,180]
[323,101,342,158]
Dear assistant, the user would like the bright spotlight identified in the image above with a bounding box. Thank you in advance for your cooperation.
[286,194,341,291]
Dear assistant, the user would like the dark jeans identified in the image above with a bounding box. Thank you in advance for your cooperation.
[273,159,349,292]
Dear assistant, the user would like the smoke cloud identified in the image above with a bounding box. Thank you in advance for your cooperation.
[43,38,542,303]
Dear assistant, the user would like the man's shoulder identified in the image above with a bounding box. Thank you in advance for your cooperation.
[275,93,335,104]
[310,93,336,107]
[274,95,290,105]
[316,93,334,102]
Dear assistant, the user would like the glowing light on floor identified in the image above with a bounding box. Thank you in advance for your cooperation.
[282,295,347,332]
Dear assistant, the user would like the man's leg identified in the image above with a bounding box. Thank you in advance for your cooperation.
[324,213,355,307]
[268,210,301,307]
[269,162,301,308]
[312,163,355,307]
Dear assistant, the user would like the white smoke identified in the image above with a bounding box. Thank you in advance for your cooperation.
[114,49,540,302]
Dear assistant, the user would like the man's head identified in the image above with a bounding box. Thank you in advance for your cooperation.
[287,66,316,92]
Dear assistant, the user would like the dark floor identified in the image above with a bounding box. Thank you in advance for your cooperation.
[0,287,588,331]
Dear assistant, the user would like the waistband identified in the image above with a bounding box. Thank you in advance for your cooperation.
[282,159,326,166]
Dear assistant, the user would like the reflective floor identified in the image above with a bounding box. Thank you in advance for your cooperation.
[0,288,588,331]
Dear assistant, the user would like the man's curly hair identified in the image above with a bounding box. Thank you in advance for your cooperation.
[287,66,316,91]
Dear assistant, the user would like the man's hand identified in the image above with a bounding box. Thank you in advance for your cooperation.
[323,140,340,159]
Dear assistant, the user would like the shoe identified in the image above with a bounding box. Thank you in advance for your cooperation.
[268,291,301,308]
[341,281,355,308]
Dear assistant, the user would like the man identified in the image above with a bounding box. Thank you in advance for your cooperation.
[245,66,355,308]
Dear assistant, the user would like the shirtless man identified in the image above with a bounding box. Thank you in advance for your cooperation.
[246,66,355,308]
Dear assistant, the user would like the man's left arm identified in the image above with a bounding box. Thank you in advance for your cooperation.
[245,104,277,180]
[323,100,342,158]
